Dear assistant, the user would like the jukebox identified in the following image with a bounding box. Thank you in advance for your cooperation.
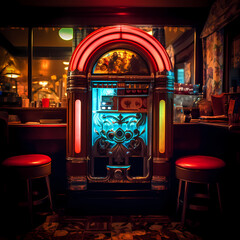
[67,25,174,191]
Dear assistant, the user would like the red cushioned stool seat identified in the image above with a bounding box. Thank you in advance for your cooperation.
[2,154,53,224]
[176,155,225,183]
[176,155,226,170]
[2,154,52,178]
[3,154,51,167]
[175,155,225,224]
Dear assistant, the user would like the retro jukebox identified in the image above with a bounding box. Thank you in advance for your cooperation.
[66,25,174,192]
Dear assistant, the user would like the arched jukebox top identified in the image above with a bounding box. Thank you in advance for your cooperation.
[66,25,174,190]
[69,25,172,74]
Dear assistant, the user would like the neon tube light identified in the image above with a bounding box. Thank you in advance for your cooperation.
[78,33,121,71]
[69,25,172,72]
[70,26,121,71]
[75,99,81,154]
[122,33,164,72]
[159,100,166,154]
[83,39,158,72]
[122,25,171,70]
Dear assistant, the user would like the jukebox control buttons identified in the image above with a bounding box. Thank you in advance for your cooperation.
[114,169,123,180]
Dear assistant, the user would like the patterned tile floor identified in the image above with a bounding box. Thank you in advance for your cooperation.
[20,213,202,240]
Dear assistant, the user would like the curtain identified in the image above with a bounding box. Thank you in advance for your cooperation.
[201,0,240,39]
[202,30,224,101]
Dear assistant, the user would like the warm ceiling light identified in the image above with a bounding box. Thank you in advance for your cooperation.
[63,61,69,65]
[64,66,68,70]
[59,28,73,41]
[5,73,20,78]
[147,30,153,35]
[39,81,48,87]
[51,75,57,80]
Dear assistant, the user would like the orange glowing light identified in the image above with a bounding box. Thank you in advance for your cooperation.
[159,100,166,154]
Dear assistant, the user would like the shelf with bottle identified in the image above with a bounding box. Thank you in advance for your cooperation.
[174,83,201,95]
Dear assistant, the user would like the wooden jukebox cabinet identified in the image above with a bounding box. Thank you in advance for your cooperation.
[67,25,174,192]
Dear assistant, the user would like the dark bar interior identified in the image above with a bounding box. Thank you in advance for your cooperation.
[0,0,240,239]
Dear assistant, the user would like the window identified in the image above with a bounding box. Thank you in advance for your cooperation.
[177,68,184,83]
[0,27,28,104]
[32,27,72,104]
[0,26,195,107]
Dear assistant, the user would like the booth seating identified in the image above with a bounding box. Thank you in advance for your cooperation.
[2,154,53,223]
[175,155,226,224]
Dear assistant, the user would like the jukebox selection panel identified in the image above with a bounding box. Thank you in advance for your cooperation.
[92,82,149,112]
[91,82,150,179]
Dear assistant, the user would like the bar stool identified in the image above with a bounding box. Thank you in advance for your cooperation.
[175,155,225,224]
[2,154,53,223]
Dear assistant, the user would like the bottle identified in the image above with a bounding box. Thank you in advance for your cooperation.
[22,98,29,108]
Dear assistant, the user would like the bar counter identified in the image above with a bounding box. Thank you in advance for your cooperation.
[6,121,67,194]
[8,122,67,128]
[4,117,240,197]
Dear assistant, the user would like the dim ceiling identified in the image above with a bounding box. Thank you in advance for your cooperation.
[15,0,213,8]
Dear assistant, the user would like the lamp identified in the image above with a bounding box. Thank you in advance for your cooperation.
[4,72,20,78]
[59,28,73,41]
[4,71,20,94]
[39,81,48,87]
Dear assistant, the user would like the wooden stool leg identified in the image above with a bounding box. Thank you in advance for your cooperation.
[181,181,189,224]
[26,178,33,225]
[216,182,222,213]
[176,179,182,213]
[45,176,53,210]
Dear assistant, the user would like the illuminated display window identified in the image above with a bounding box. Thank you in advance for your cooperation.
[92,112,148,152]
[91,87,148,163]
[92,88,117,112]
[92,49,150,75]
[177,68,184,83]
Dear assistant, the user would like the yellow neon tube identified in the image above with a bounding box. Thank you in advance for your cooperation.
[159,100,166,153]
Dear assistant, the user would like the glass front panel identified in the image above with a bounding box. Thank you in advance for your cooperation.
[91,83,150,178]
[92,49,150,75]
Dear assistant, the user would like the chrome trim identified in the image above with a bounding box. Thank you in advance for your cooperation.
[126,155,151,181]
[87,174,110,182]
[67,87,88,91]
[66,157,88,162]
[151,176,168,191]
[89,75,155,81]
[67,176,87,191]
[68,75,86,78]
[153,157,169,163]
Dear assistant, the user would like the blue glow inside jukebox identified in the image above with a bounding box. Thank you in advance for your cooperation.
[91,84,150,179]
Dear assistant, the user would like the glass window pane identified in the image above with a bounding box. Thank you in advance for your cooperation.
[0,27,28,106]
[177,69,184,83]
[32,27,72,105]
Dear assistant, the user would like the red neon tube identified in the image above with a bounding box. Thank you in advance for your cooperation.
[122,33,164,72]
[69,25,172,72]
[70,27,121,71]
[75,99,81,154]
[121,25,172,71]
[78,33,121,71]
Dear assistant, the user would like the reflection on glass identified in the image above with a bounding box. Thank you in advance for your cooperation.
[0,28,28,105]
[32,27,72,105]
